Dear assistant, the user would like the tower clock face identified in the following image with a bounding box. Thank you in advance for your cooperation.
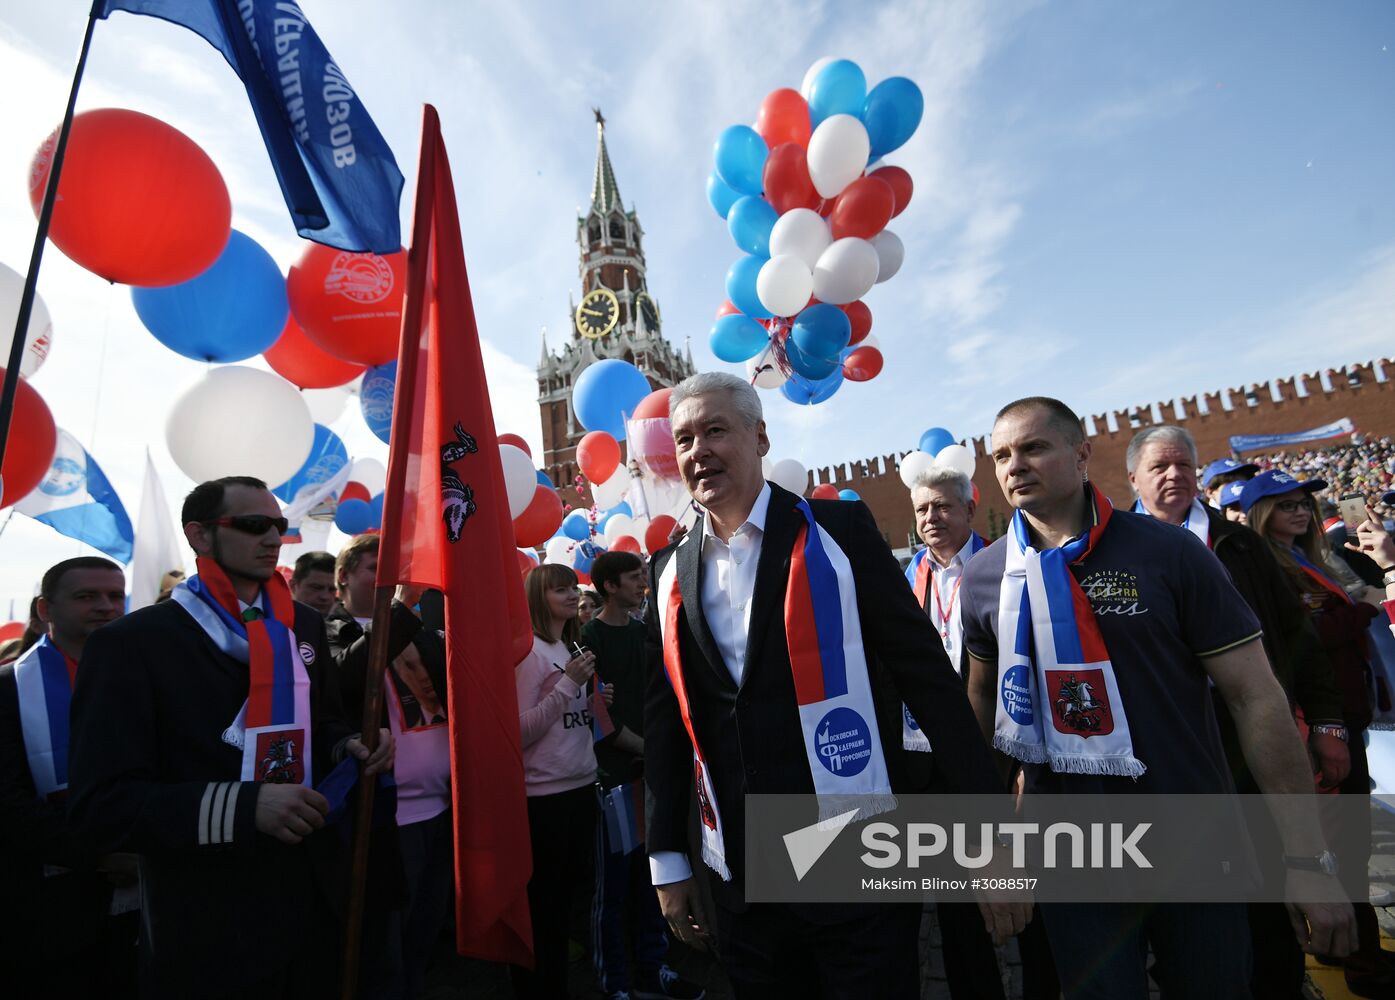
[635,292,660,332]
[575,288,619,339]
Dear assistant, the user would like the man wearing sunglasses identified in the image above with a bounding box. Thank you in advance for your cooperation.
[68,475,394,999]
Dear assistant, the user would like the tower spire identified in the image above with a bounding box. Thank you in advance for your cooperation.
[590,107,621,214]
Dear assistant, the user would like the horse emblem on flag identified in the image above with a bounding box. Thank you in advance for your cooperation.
[1050,669,1114,736]
[440,422,478,543]
[255,730,306,784]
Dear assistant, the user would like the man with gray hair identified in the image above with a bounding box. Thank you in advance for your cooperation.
[645,372,1024,996]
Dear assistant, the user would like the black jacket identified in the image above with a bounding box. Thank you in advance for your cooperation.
[644,484,1003,911]
[67,598,353,997]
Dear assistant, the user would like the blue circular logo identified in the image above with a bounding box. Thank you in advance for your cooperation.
[39,456,84,497]
[903,704,920,732]
[1001,665,1034,725]
[814,706,873,777]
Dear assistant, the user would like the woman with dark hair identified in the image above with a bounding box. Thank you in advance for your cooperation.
[1242,471,1393,997]
[513,562,598,1000]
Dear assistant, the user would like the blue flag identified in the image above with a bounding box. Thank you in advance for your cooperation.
[97,0,404,253]
[15,429,135,563]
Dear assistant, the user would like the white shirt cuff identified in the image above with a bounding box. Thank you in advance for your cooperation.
[649,850,693,886]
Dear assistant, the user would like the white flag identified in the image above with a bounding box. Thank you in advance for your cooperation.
[129,452,186,610]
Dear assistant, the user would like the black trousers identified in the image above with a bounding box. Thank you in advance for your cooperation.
[512,785,597,1000]
[716,902,921,999]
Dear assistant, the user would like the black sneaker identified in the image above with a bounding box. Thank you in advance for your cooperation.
[633,965,706,1000]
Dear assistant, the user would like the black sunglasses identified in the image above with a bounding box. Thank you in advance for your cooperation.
[206,514,290,536]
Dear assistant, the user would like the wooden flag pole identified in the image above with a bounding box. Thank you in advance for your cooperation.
[0,3,99,487]
[339,104,440,1000]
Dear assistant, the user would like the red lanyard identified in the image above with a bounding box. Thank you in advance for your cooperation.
[931,565,964,637]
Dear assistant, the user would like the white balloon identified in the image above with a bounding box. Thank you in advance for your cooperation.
[936,443,977,479]
[807,114,870,199]
[603,512,634,544]
[898,450,936,490]
[498,444,536,518]
[300,385,351,425]
[166,366,314,487]
[1,260,53,377]
[770,458,808,495]
[768,208,832,270]
[591,468,630,509]
[755,254,814,317]
[746,347,788,389]
[800,56,837,99]
[870,230,904,284]
[813,238,880,305]
[544,536,574,565]
[349,457,386,496]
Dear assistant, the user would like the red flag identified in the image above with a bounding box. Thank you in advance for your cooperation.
[376,105,534,966]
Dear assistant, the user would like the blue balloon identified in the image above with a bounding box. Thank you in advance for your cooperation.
[131,230,287,362]
[713,125,768,196]
[272,423,349,503]
[572,540,605,577]
[919,427,956,455]
[808,59,867,126]
[784,337,838,380]
[573,359,652,441]
[597,501,632,534]
[864,76,924,158]
[790,303,851,365]
[536,469,555,488]
[368,492,384,528]
[706,170,742,219]
[360,361,397,444]
[710,313,770,363]
[726,196,778,257]
[838,489,861,502]
[725,256,773,319]
[781,368,844,405]
[562,511,591,541]
[335,498,372,535]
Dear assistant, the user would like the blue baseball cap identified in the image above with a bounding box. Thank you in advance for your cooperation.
[1218,481,1247,509]
[1202,458,1260,488]
[1238,469,1327,514]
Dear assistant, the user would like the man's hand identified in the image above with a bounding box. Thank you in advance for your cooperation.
[974,848,1033,945]
[1309,732,1351,789]
[1285,870,1357,956]
[655,878,712,951]
[395,585,425,614]
[346,728,394,776]
[600,684,615,707]
[255,783,330,845]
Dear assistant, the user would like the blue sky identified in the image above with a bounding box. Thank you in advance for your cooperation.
[1,0,1393,612]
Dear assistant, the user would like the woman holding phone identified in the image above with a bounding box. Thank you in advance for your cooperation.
[513,563,598,999]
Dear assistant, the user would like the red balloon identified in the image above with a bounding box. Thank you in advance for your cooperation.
[514,485,563,547]
[612,535,642,555]
[29,109,231,287]
[842,346,884,382]
[644,515,678,555]
[497,433,531,456]
[632,387,673,421]
[339,482,371,504]
[287,244,407,365]
[0,621,25,643]
[715,300,741,320]
[575,570,592,586]
[577,430,621,483]
[516,549,539,577]
[755,88,812,149]
[264,314,366,389]
[763,143,821,215]
[842,301,873,345]
[869,165,913,218]
[972,483,981,505]
[811,483,839,500]
[817,197,834,218]
[0,368,56,506]
[829,177,895,240]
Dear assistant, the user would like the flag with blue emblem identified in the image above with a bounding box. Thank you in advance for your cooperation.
[15,428,133,563]
[96,0,404,253]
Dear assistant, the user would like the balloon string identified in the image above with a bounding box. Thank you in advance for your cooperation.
[77,281,116,556]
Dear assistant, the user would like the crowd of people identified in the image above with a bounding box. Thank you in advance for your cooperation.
[4,372,1395,1000]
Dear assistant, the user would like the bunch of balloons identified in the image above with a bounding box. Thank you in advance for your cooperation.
[897,426,979,496]
[707,58,922,406]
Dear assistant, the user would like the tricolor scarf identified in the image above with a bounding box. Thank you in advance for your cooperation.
[902,534,986,751]
[656,498,895,881]
[1289,547,1355,606]
[995,484,1146,777]
[1131,497,1210,548]
[171,558,313,785]
[14,636,78,800]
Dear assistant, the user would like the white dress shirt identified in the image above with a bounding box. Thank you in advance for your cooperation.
[927,534,977,661]
[650,482,771,887]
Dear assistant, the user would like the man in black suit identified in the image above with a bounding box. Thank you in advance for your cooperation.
[68,476,394,999]
[644,373,1025,997]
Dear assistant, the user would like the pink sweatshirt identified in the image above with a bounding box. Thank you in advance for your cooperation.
[516,636,597,796]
